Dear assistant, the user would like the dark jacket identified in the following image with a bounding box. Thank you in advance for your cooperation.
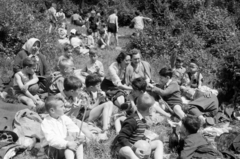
[13,49,50,76]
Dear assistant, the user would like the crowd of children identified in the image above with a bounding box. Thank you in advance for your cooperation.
[0,3,225,159]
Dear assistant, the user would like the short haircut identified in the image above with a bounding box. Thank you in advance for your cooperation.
[63,43,73,52]
[87,29,93,35]
[59,59,74,70]
[64,75,82,91]
[116,51,130,64]
[176,57,183,63]
[130,48,141,58]
[182,115,201,134]
[45,96,64,113]
[159,67,173,78]
[85,73,102,88]
[99,29,105,35]
[132,77,147,92]
[22,57,34,68]
[190,58,198,67]
[135,11,140,16]
[89,48,98,56]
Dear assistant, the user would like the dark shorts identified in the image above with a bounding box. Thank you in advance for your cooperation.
[73,20,84,26]
[90,24,98,32]
[44,146,65,159]
[108,23,117,33]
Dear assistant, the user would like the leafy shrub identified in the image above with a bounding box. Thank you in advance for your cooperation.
[127,1,240,103]
[0,0,60,72]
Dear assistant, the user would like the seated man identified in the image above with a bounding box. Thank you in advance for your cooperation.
[111,93,164,159]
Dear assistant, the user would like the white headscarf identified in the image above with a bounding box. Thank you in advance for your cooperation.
[22,38,41,55]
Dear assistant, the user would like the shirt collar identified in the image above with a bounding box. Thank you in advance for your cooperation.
[166,79,172,87]
[136,111,144,120]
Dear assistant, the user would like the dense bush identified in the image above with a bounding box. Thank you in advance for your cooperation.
[0,0,60,72]
[126,0,240,103]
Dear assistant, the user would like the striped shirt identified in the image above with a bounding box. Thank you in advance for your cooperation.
[117,112,147,148]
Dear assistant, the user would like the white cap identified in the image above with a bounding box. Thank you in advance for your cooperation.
[70,29,76,34]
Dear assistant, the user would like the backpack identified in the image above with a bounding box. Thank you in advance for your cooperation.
[192,144,224,159]
[38,72,63,94]
[215,132,240,158]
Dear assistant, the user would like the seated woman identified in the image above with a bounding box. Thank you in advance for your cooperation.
[13,38,50,93]
[101,51,132,107]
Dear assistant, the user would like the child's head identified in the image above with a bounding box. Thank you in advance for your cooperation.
[180,115,201,136]
[99,29,105,36]
[175,57,184,68]
[135,11,140,16]
[131,77,147,97]
[85,73,102,92]
[64,75,82,98]
[159,67,173,85]
[89,48,98,62]
[136,93,155,115]
[87,29,93,36]
[76,30,82,37]
[63,43,73,58]
[59,59,75,76]
[189,59,199,73]
[45,96,65,118]
[102,23,107,28]
[22,57,36,75]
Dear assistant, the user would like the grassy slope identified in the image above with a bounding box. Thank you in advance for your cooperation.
[65,25,172,159]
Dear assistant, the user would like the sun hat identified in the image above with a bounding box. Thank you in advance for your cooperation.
[91,10,96,14]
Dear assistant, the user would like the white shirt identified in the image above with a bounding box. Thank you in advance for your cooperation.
[132,16,145,30]
[41,114,79,149]
[71,37,82,48]
[106,62,125,86]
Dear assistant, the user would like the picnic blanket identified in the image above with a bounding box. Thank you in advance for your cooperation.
[0,100,27,131]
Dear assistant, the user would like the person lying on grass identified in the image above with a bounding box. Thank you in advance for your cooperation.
[41,96,84,159]
[111,93,164,159]
[13,57,44,110]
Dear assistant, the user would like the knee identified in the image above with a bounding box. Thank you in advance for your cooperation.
[119,146,133,155]
[155,140,163,148]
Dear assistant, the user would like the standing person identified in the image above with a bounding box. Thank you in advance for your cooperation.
[88,10,99,39]
[56,9,66,22]
[107,9,119,46]
[128,49,152,84]
[131,11,152,36]
[101,51,132,107]
[47,3,58,33]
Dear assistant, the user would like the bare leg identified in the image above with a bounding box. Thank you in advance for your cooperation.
[64,149,75,159]
[88,101,113,130]
[19,95,36,110]
[114,33,119,46]
[76,144,83,159]
[150,140,164,159]
[119,146,139,159]
[107,32,112,46]
[114,95,125,107]
[173,105,185,119]
[114,116,127,134]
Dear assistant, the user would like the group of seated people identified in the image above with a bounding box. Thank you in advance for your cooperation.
[3,39,221,159]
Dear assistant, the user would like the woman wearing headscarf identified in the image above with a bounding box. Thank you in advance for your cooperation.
[13,38,50,77]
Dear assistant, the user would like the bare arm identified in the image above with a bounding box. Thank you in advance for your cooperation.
[24,73,39,86]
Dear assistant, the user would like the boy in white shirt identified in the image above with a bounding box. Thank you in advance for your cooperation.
[41,96,84,159]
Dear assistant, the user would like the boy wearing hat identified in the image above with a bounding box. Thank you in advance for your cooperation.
[111,93,164,159]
